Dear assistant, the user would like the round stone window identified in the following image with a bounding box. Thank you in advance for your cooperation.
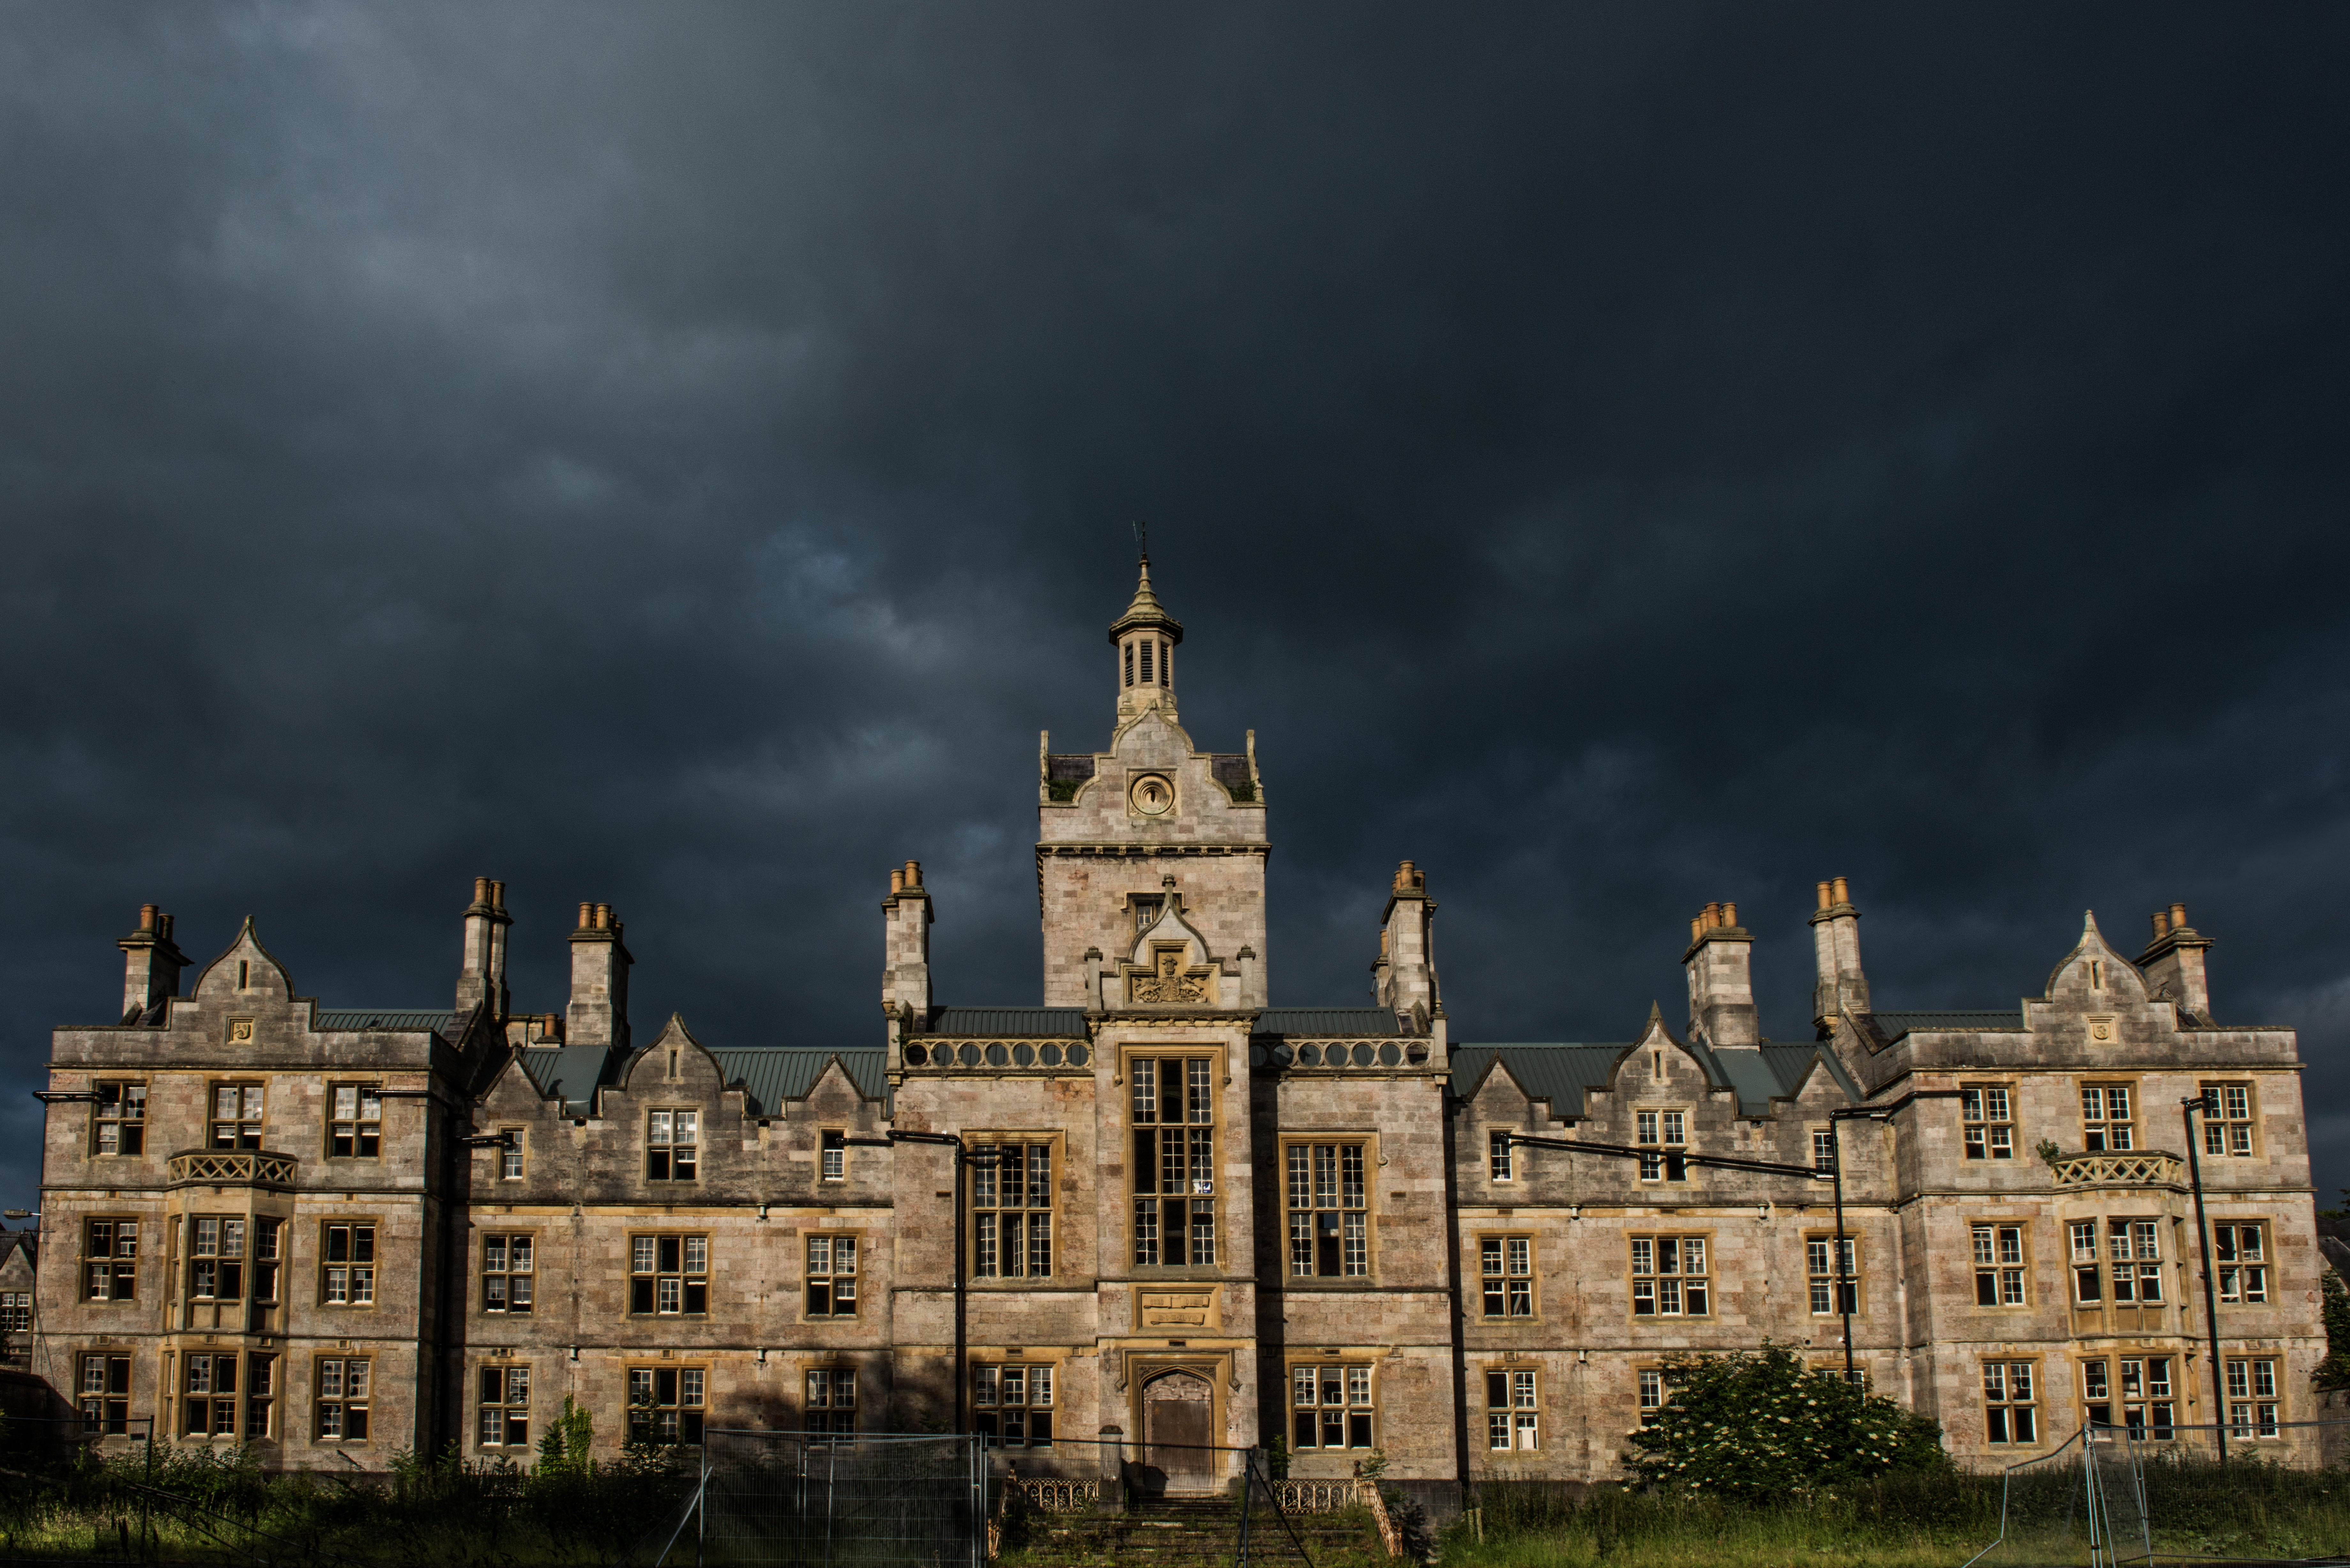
[1130,773,1174,815]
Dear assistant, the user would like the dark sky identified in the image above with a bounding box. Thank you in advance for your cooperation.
[4,5,2346,1214]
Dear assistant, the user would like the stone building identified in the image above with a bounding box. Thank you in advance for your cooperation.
[25,561,2326,1497]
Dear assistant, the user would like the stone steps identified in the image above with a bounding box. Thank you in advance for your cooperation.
[1001,1496,1392,1567]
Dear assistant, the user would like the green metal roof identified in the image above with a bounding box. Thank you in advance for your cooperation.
[1256,1008,1401,1037]
[1451,1044,1631,1112]
[315,1009,461,1034]
[709,1049,888,1113]
[517,1045,622,1112]
[1870,1010,2025,1036]
[919,1007,1089,1038]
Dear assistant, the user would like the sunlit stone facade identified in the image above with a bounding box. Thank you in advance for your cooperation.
[28,563,2323,1502]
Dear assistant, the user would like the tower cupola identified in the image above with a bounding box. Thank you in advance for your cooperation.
[1110,553,1183,722]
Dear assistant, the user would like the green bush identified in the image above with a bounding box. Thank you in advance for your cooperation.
[1624,1344,1950,1499]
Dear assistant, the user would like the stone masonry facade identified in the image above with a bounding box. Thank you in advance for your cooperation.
[25,561,2326,1501]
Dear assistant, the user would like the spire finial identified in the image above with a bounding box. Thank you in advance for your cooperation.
[1133,518,1148,567]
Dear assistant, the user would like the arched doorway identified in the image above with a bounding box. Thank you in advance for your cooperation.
[1140,1369,1215,1492]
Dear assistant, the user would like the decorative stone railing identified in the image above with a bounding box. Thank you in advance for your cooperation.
[167,1149,297,1189]
[1270,1477,1401,1555]
[2049,1151,2185,1191]
[1005,1476,1098,1513]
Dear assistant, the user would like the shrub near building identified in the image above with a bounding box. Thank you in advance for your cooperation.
[1625,1345,1948,1500]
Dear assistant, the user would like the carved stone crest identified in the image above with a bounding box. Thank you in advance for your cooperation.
[1129,949,1210,1005]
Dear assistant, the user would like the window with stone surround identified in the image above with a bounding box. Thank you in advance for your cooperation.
[320,1222,375,1307]
[187,1216,246,1305]
[91,1082,146,1156]
[1,1290,28,1335]
[1635,1110,1687,1182]
[83,1218,137,1302]
[2081,1355,2176,1437]
[1285,1140,1370,1278]
[805,1368,855,1438]
[78,1353,131,1434]
[2069,1218,2164,1306]
[478,1363,531,1448]
[821,1129,845,1180]
[2079,1082,2135,1152]
[2200,1083,2257,1157]
[1479,1235,1535,1317]
[646,1110,699,1181]
[1961,1086,2014,1160]
[1132,1057,1216,1268]
[327,1084,382,1158]
[973,1362,1054,1447]
[632,1233,709,1315]
[1629,1234,1709,1317]
[482,1233,534,1314]
[1290,1362,1375,1450]
[208,1083,265,1151]
[805,1234,856,1317]
[2226,1357,2281,1436]
[1488,1131,1514,1183]
[628,1367,705,1445]
[1485,1368,1539,1451]
[1971,1223,2029,1307]
[1981,1359,2037,1444]
[315,1356,371,1442]
[1806,1233,1860,1315]
[499,1128,526,1181]
[1636,1367,1666,1426]
[973,1142,1053,1278]
[2215,1223,2268,1303]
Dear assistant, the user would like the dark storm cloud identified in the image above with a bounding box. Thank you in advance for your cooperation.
[4,4,2347,1207]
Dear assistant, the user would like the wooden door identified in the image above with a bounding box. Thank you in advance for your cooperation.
[1141,1370,1214,1490]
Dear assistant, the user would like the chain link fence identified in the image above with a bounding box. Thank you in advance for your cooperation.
[638,1431,987,1568]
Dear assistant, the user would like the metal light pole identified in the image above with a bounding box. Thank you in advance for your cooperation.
[845,1131,997,1435]
[2180,1093,2228,1465]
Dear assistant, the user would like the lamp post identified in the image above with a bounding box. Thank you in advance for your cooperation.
[1505,1088,1963,1385]
[844,1131,997,1435]
[2180,1092,2228,1465]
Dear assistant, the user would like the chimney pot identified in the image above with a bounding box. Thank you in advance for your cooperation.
[905,860,921,888]
[1690,917,1703,943]
[1830,876,1850,906]
[490,880,505,909]
[2169,902,2188,932]
[2151,910,2170,939]
[138,904,157,932]
[474,876,491,903]
[576,902,593,930]
[594,903,612,930]
[1815,881,1832,912]
[1722,901,1737,928]
[160,914,172,938]
[890,869,904,894]
[1702,902,1721,927]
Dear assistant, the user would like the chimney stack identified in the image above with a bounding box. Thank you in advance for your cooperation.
[456,877,513,1019]
[882,860,933,1028]
[118,904,188,1023]
[1808,877,1871,1033]
[1684,900,1758,1048]
[2137,902,2213,1021]
[1374,860,1440,1029]
[566,900,633,1051]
